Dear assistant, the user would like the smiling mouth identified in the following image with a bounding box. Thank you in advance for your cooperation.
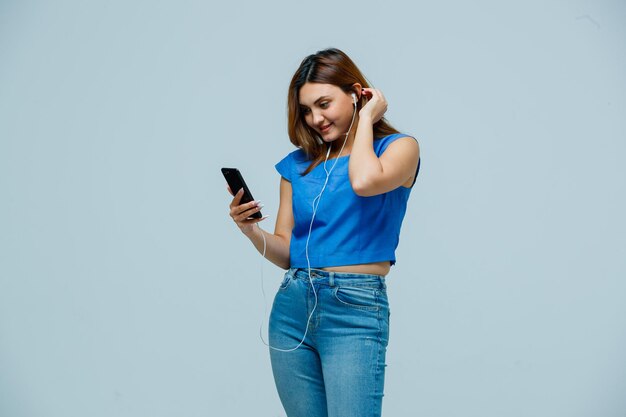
[320,123,332,132]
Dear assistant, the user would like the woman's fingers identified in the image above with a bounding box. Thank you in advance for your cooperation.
[362,88,386,103]
[230,199,264,222]
[239,214,269,225]
[229,187,244,208]
[369,88,386,105]
[376,89,386,103]
[359,88,387,123]
[225,186,267,235]
[235,205,264,222]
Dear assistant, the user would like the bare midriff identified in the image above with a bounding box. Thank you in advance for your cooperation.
[320,261,391,277]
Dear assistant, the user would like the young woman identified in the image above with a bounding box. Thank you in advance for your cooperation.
[227,48,420,417]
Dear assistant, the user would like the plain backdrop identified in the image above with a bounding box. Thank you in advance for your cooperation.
[1,0,625,416]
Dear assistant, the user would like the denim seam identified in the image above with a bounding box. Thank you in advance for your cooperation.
[332,283,381,289]
[278,274,292,291]
[307,281,319,335]
[295,268,384,279]
[374,289,384,415]
[332,287,380,311]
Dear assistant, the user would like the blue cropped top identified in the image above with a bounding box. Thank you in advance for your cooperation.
[275,133,419,268]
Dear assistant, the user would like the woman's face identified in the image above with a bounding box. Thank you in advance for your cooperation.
[298,82,356,143]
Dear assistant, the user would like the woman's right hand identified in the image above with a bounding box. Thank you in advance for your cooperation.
[227,186,267,236]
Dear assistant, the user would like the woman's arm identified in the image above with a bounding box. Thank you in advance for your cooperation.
[348,88,420,197]
[229,177,293,269]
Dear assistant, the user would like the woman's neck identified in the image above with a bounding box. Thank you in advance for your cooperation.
[330,117,358,157]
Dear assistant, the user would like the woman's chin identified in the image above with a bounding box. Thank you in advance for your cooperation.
[321,133,342,142]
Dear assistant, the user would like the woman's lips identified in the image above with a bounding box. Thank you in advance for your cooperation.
[320,123,332,132]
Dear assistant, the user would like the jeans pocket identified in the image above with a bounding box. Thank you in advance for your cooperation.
[278,272,292,291]
[333,286,382,311]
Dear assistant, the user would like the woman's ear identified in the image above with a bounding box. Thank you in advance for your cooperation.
[351,83,363,100]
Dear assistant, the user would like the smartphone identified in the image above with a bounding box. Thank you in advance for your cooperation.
[221,167,263,219]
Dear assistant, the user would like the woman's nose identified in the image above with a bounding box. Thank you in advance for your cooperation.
[311,110,325,125]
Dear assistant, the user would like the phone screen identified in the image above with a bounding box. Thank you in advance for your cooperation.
[221,167,262,219]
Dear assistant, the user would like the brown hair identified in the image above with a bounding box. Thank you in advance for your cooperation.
[287,48,399,174]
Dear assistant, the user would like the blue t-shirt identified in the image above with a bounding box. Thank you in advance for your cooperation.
[275,133,419,268]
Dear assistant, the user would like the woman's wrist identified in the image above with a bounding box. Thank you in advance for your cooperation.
[242,223,261,240]
[358,113,374,125]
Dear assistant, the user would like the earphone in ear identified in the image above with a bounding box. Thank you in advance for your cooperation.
[351,93,357,106]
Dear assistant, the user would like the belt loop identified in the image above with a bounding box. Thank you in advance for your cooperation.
[329,272,335,287]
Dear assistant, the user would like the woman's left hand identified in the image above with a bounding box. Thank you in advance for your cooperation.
[359,88,388,124]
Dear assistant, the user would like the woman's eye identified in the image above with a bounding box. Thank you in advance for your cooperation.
[320,102,329,108]
[301,108,310,114]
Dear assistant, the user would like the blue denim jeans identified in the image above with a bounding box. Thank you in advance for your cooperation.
[269,267,390,417]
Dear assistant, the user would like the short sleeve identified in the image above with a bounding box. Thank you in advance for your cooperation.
[275,153,293,181]
[375,133,417,157]
[375,133,420,185]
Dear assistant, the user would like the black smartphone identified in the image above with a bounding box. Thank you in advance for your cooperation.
[221,167,263,219]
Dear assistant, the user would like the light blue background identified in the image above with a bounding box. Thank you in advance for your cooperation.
[1,1,625,416]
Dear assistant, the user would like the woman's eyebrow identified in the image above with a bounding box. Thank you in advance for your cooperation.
[301,96,331,107]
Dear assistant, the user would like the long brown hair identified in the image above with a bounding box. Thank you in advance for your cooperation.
[287,48,399,175]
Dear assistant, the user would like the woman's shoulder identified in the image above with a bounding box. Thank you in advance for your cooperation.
[277,148,310,166]
[275,148,311,180]
[374,132,417,156]
[288,147,309,160]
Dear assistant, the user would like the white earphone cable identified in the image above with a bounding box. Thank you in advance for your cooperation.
[258,94,358,352]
